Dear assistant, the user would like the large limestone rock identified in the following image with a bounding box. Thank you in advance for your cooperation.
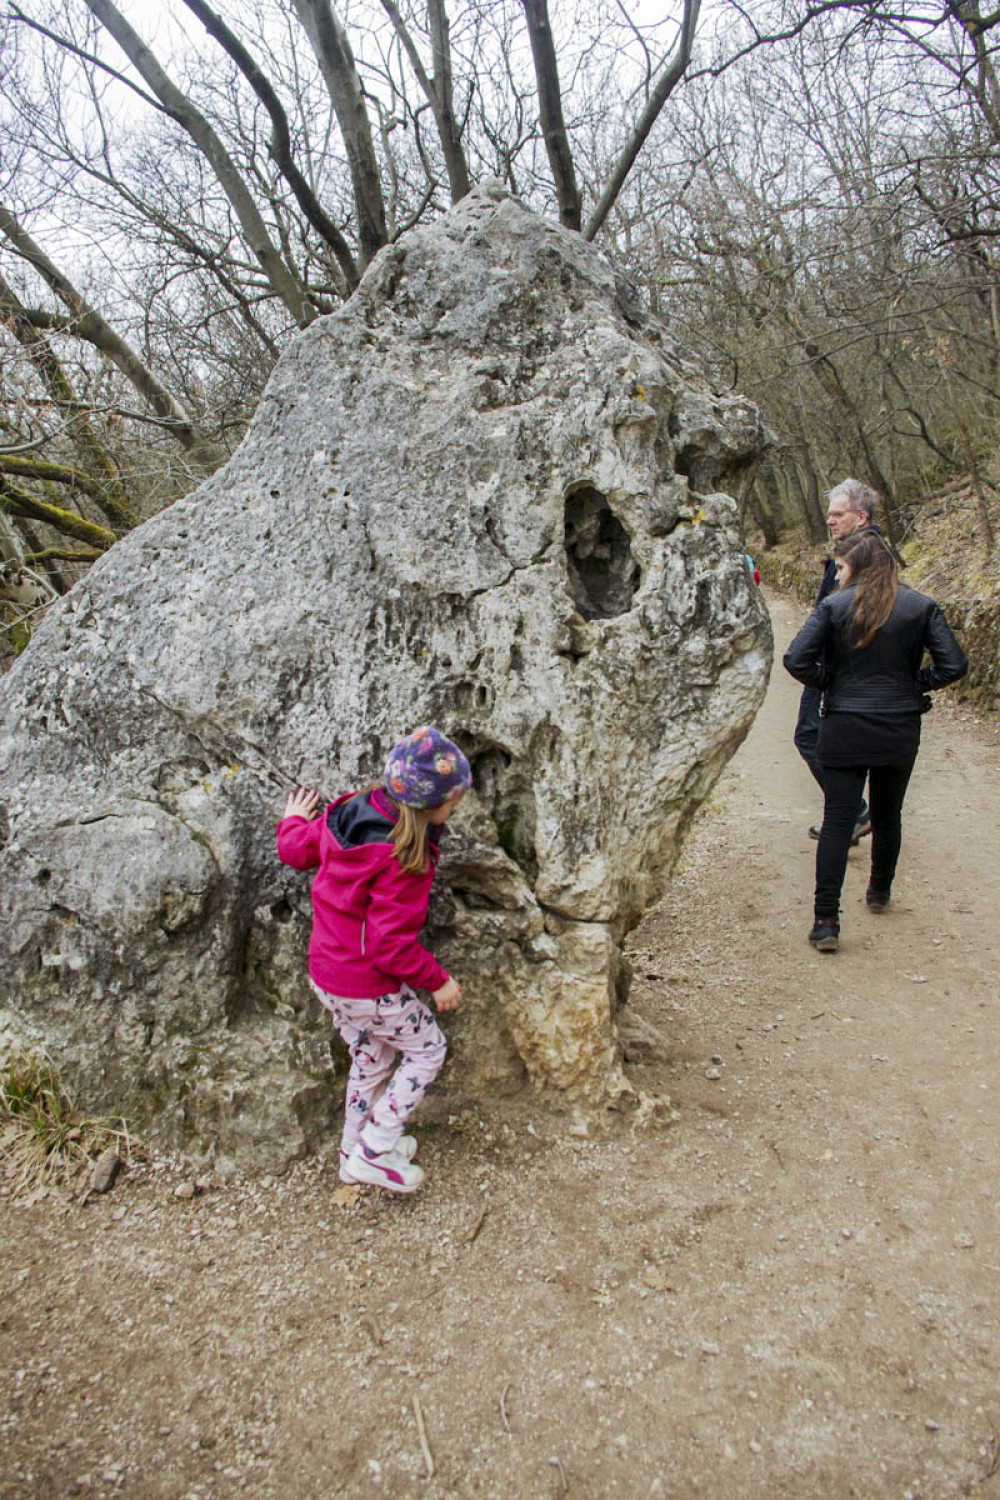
[0,184,771,1170]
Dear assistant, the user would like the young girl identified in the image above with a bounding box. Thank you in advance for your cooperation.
[784,530,966,952]
[277,726,472,1193]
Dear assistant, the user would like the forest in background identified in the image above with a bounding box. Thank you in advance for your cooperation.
[1,0,999,666]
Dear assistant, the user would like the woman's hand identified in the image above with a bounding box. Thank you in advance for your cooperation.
[431,977,462,1012]
[283,786,321,821]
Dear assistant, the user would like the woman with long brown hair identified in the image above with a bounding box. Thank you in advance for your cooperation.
[784,530,967,952]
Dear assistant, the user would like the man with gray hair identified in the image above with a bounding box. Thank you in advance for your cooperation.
[793,477,879,843]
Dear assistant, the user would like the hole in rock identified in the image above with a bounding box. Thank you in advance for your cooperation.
[452,886,504,912]
[564,486,640,619]
[470,746,512,801]
[469,745,539,883]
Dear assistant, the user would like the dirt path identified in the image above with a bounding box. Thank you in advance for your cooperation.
[3,589,999,1500]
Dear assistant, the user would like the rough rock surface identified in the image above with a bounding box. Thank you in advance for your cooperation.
[0,184,771,1169]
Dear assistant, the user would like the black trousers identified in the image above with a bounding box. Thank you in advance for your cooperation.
[814,761,916,920]
[795,688,869,821]
[793,687,825,789]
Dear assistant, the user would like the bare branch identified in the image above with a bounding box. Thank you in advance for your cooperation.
[178,0,359,291]
[521,0,582,230]
[5,5,175,120]
[83,0,318,325]
[584,0,702,242]
[0,205,198,453]
[291,0,389,267]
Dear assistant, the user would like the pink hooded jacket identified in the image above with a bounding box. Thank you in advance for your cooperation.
[276,789,450,999]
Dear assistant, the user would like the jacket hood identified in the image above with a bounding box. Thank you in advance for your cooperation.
[324,789,442,856]
[327,788,396,849]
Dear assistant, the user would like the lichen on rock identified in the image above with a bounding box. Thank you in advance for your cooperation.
[0,184,771,1168]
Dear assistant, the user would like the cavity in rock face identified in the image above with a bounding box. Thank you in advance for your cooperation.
[0,184,772,1169]
[564,486,641,620]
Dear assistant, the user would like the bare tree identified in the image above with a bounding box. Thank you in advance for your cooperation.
[613,6,1000,553]
[8,0,999,603]
[379,0,472,203]
[0,0,708,589]
[82,0,320,324]
[0,203,198,457]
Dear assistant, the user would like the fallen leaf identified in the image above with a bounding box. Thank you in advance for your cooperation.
[331,1184,361,1209]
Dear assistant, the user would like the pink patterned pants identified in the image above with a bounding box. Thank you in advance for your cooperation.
[310,981,447,1155]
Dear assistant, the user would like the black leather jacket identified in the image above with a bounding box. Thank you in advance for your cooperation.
[783,584,967,715]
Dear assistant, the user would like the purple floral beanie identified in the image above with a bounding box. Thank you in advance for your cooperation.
[383,726,472,809]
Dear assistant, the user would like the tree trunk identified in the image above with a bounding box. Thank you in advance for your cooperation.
[0,480,118,549]
[969,462,997,558]
[0,213,197,460]
[520,0,582,231]
[803,464,827,544]
[84,0,316,326]
[427,0,471,202]
[380,0,471,205]
[760,467,793,540]
[783,463,824,544]
[583,0,701,241]
[179,0,360,291]
[292,0,388,267]
[797,334,902,545]
[747,480,780,548]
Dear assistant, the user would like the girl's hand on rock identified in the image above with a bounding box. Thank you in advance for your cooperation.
[432,977,462,1012]
[283,786,321,820]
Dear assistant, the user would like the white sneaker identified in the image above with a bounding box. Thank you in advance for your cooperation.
[340,1134,417,1184]
[345,1141,424,1194]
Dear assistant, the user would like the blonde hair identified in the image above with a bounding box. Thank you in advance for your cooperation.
[362,782,435,874]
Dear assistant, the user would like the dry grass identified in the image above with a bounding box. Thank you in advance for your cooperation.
[0,1051,143,1196]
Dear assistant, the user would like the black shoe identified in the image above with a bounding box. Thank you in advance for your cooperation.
[808,919,840,952]
[865,886,890,913]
